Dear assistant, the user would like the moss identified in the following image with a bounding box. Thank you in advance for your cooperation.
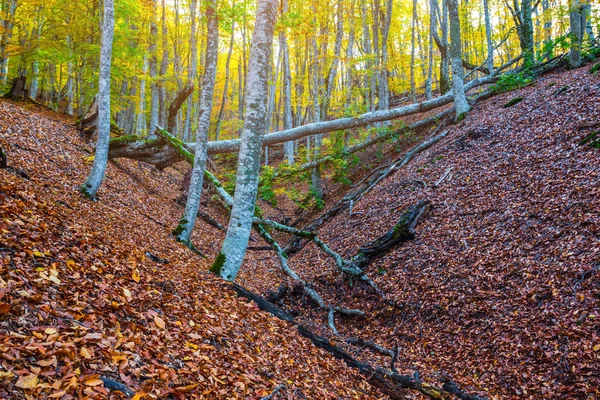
[456,112,468,122]
[172,218,188,238]
[547,82,557,88]
[503,97,524,108]
[109,135,151,146]
[210,252,226,276]
[589,63,600,75]
[580,131,600,148]
[80,184,95,201]
[156,128,194,164]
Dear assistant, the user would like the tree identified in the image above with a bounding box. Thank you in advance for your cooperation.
[81,0,114,200]
[448,0,470,120]
[569,0,587,69]
[175,0,219,247]
[212,0,278,282]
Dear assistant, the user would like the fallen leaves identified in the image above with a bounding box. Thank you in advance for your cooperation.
[15,374,38,389]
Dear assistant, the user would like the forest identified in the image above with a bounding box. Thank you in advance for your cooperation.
[1,0,600,398]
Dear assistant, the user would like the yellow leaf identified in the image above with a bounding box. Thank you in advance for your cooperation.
[33,251,44,257]
[132,269,141,283]
[15,374,38,389]
[132,393,147,400]
[44,327,57,335]
[0,371,15,381]
[186,342,198,350]
[49,390,67,398]
[154,316,166,329]
[593,344,600,352]
[84,378,103,386]
[80,347,92,359]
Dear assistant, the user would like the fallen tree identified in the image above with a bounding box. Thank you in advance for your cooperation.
[231,283,488,400]
[105,74,496,167]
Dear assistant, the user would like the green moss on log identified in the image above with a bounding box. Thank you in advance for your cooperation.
[109,135,156,146]
[210,252,226,276]
[589,63,600,75]
[503,97,524,108]
[580,131,600,148]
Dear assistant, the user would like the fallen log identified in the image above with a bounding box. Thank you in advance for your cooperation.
[231,283,488,400]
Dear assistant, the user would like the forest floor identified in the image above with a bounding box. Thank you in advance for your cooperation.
[1,64,599,400]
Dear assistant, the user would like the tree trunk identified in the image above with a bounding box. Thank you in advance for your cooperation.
[448,0,470,120]
[81,0,114,200]
[135,55,148,136]
[483,0,494,75]
[167,84,194,134]
[182,0,198,142]
[280,0,295,165]
[214,0,278,282]
[175,0,219,246]
[215,19,235,141]
[148,1,160,138]
[570,0,583,69]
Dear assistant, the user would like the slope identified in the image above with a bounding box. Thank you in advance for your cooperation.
[239,66,600,399]
[0,102,378,398]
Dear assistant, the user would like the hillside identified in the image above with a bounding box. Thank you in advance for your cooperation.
[0,104,377,398]
[1,65,599,400]
[237,66,600,399]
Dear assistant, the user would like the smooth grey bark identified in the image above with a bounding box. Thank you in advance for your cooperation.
[448,0,470,120]
[82,0,114,200]
[177,0,219,246]
[280,0,294,165]
[264,45,282,166]
[570,0,584,69]
[522,0,534,64]
[136,55,148,136]
[360,0,373,112]
[215,19,235,141]
[425,0,434,100]
[483,0,494,75]
[29,12,43,101]
[183,0,198,142]
[0,0,17,85]
[345,0,356,110]
[159,0,169,127]
[410,0,418,102]
[149,1,159,138]
[541,0,552,60]
[322,0,344,120]
[379,0,392,116]
[431,0,450,94]
[204,74,494,154]
[216,0,278,282]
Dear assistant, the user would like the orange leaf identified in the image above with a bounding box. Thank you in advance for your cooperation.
[154,315,166,329]
[15,374,38,389]
[0,303,10,315]
[131,269,141,283]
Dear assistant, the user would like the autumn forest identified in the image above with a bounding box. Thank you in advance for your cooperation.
[1,0,600,399]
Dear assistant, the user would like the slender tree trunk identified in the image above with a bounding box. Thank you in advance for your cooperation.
[522,0,535,65]
[176,0,219,246]
[265,46,282,166]
[483,0,494,75]
[425,0,434,100]
[215,0,278,282]
[280,0,295,165]
[159,0,169,128]
[149,1,160,138]
[410,0,418,102]
[541,0,552,60]
[136,55,148,136]
[215,20,235,141]
[360,0,373,112]
[82,0,114,200]
[448,0,470,120]
[183,0,198,142]
[379,0,392,116]
[569,0,583,69]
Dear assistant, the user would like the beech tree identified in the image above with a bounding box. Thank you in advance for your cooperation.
[212,0,278,281]
[81,0,114,200]
[175,0,219,247]
[448,0,470,120]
